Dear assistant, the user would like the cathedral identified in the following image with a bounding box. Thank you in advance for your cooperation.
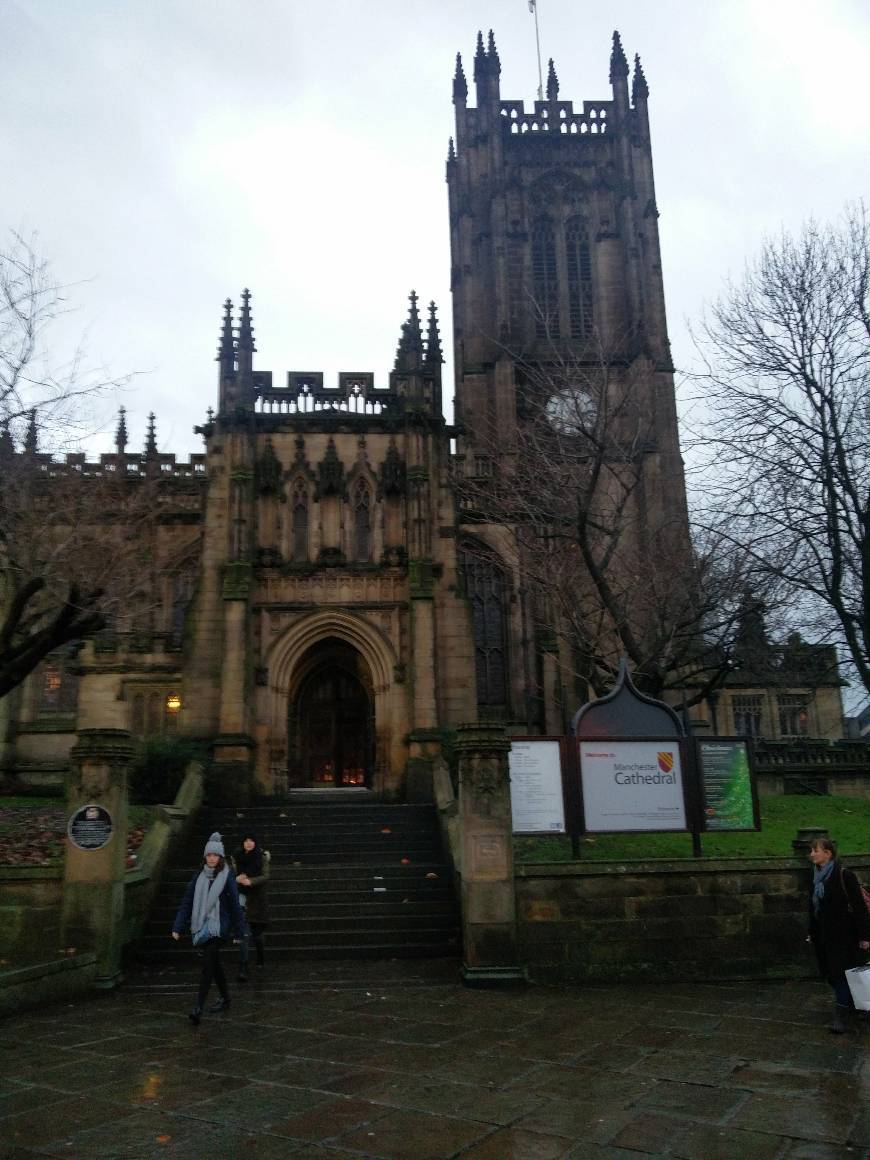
[4,31,701,800]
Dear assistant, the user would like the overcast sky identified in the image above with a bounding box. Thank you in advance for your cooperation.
[3,0,868,458]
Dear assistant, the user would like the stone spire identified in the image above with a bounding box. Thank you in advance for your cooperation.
[546,58,559,102]
[236,288,255,383]
[424,301,443,368]
[632,53,649,103]
[447,136,456,164]
[473,30,486,83]
[394,290,424,371]
[24,409,38,455]
[487,29,500,75]
[609,30,629,82]
[453,52,467,105]
[144,412,158,456]
[115,406,128,455]
[216,297,234,376]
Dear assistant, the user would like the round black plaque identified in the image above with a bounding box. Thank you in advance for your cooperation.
[67,804,113,851]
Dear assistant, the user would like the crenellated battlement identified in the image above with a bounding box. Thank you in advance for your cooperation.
[255,371,399,417]
[4,449,207,479]
[499,99,613,137]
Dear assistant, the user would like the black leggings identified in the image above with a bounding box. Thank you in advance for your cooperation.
[197,938,228,1006]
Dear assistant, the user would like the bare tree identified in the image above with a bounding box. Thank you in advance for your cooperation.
[0,232,143,698]
[692,203,870,693]
[456,340,753,703]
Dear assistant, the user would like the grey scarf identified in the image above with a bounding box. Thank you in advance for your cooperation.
[191,864,229,938]
[812,859,835,916]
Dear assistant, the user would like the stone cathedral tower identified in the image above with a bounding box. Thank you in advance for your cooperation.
[447,31,692,734]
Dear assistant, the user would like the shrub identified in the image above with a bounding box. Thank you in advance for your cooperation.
[128,735,205,804]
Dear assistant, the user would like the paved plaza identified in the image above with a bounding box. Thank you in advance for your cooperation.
[0,958,867,1159]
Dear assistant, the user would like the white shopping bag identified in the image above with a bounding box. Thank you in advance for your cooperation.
[845,964,870,1011]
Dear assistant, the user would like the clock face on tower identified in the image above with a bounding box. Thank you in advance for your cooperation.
[545,384,597,435]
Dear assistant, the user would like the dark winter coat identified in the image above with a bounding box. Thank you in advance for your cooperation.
[232,848,270,926]
[172,867,247,941]
[808,862,870,983]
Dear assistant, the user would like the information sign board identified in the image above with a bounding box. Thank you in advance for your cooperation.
[579,739,687,832]
[509,739,566,834]
[697,739,758,831]
[67,804,113,851]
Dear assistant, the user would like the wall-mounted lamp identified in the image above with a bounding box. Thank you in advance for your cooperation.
[165,693,182,714]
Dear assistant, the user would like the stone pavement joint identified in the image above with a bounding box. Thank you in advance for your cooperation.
[0,959,867,1159]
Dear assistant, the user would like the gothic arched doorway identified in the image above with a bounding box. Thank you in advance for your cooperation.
[287,638,375,788]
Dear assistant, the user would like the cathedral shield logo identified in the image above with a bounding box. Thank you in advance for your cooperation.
[657,751,674,774]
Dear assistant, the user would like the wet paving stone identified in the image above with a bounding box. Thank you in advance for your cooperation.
[0,1094,140,1151]
[177,1081,328,1129]
[730,1089,860,1145]
[266,1094,391,1141]
[633,1078,747,1121]
[460,1126,574,1159]
[1,966,867,1158]
[668,1122,786,1160]
[607,1110,689,1153]
[336,1106,491,1158]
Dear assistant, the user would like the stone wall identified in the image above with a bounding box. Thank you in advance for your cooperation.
[516,855,870,983]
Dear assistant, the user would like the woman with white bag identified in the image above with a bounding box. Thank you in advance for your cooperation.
[807,837,870,1034]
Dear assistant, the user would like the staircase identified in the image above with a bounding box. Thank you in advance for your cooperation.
[134,797,461,962]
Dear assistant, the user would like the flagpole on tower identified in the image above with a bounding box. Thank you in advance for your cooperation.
[529,0,544,101]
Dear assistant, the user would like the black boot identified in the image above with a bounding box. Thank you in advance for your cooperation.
[828,1004,850,1034]
[188,1006,203,1026]
[208,996,231,1014]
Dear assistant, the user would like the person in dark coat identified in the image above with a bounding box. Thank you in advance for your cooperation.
[171,832,246,1025]
[232,830,270,982]
[807,837,870,1033]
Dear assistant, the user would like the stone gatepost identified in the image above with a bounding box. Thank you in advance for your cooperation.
[456,722,526,985]
[62,728,134,988]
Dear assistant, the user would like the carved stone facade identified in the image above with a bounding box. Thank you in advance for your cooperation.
[9,31,834,800]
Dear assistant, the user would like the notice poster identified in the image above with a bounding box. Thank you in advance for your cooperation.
[698,740,757,831]
[509,740,566,833]
[579,740,686,832]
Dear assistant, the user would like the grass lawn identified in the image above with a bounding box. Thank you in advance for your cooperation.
[0,797,156,867]
[515,794,870,863]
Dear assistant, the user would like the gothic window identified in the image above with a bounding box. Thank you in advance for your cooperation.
[129,687,175,736]
[566,218,593,339]
[531,216,559,338]
[291,481,309,562]
[169,572,194,650]
[778,694,810,738]
[37,657,78,715]
[460,546,509,712]
[732,694,763,738]
[353,480,372,562]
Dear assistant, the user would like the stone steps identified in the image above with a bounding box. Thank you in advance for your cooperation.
[133,800,460,962]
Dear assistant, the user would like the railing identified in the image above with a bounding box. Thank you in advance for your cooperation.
[754,740,870,773]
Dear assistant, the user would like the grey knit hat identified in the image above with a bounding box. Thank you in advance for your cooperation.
[203,832,225,857]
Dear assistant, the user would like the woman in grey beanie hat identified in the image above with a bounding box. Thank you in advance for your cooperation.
[171,832,246,1024]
